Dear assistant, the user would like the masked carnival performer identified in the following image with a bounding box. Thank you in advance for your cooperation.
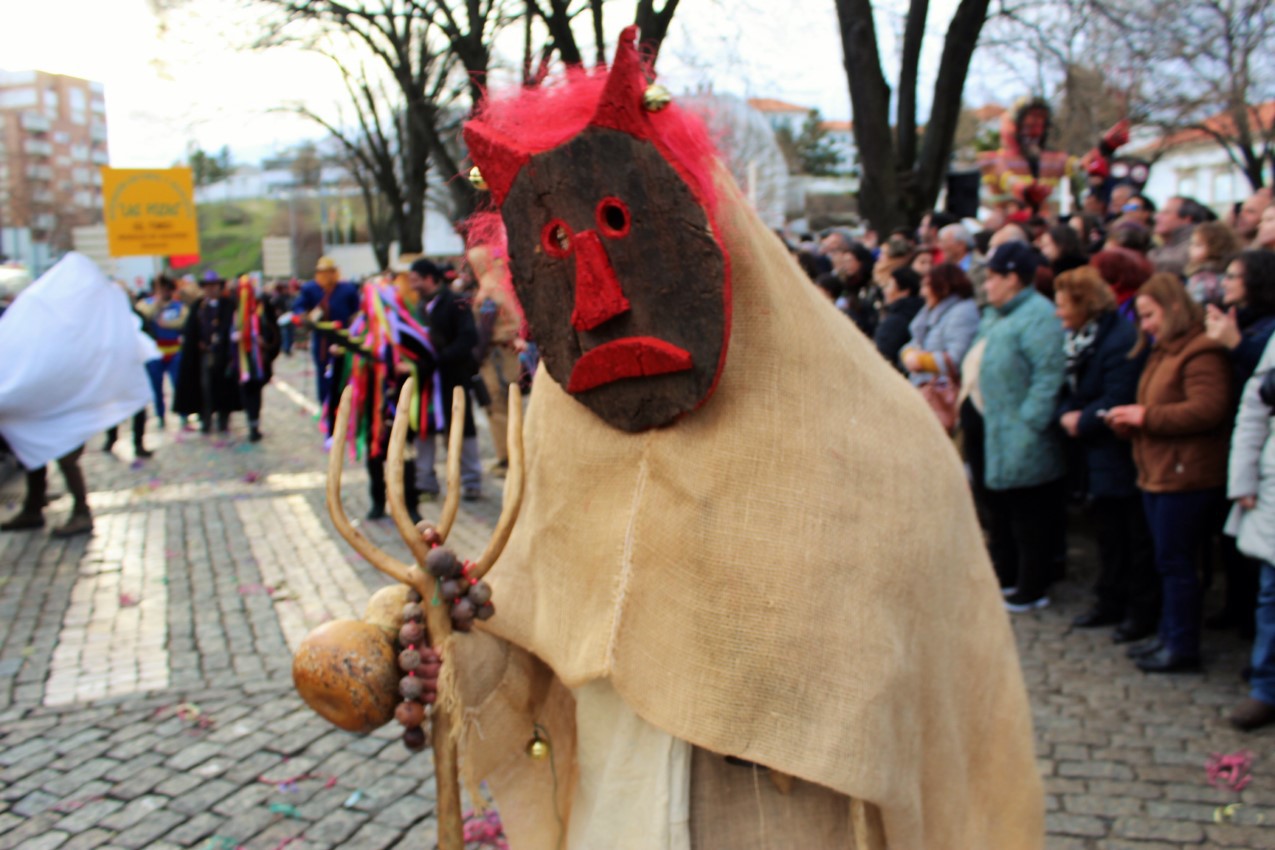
[231,276,281,442]
[979,97,1129,217]
[174,271,240,435]
[0,253,158,536]
[292,256,361,440]
[329,271,440,522]
[375,29,1044,850]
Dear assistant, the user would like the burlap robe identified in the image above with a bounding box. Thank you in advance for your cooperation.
[453,181,1043,849]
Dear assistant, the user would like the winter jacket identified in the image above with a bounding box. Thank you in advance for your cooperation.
[874,295,924,371]
[1225,334,1275,564]
[1131,326,1232,493]
[904,295,981,386]
[977,288,1066,490]
[1056,311,1145,498]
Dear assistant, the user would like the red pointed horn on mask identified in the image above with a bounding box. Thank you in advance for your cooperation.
[590,26,652,140]
[463,123,531,207]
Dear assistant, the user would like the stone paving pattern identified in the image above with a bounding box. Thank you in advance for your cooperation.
[0,353,1271,849]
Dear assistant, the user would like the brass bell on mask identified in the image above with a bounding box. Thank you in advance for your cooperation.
[526,734,550,760]
[469,166,489,191]
[642,84,672,113]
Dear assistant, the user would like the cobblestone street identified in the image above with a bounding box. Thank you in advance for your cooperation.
[0,353,1271,849]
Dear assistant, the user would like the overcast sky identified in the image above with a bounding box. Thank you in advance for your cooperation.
[0,0,996,167]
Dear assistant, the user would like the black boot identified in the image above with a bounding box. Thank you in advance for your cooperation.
[132,410,153,458]
[102,426,118,452]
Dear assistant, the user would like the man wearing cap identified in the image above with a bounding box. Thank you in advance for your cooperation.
[970,242,1066,613]
[174,270,241,434]
[292,257,361,437]
[406,258,483,500]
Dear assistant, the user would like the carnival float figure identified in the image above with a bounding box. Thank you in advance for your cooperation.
[294,27,1044,850]
[979,97,1131,215]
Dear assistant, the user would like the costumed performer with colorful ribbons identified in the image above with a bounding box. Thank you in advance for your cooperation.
[297,27,1044,849]
[0,252,159,536]
[232,275,282,442]
[978,97,1130,217]
[326,269,443,523]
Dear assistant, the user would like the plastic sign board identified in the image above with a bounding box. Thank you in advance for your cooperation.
[101,167,201,257]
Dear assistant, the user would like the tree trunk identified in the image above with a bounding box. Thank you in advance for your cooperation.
[635,0,681,62]
[834,0,904,232]
[896,0,929,171]
[912,0,991,219]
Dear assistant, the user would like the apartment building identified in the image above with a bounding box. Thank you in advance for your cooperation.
[0,70,108,271]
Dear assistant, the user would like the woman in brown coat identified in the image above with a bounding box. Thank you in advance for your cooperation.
[1106,274,1233,672]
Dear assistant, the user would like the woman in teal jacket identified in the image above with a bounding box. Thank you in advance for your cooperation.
[975,242,1066,612]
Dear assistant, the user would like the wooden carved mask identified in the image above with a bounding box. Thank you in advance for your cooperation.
[464,27,731,433]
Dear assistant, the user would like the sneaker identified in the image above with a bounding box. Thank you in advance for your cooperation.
[1229,697,1275,731]
[0,511,45,532]
[51,513,93,538]
[1004,593,1049,613]
[249,428,263,443]
[134,446,154,459]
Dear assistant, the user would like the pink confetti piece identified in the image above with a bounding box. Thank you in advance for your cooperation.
[1206,751,1254,792]
[243,471,262,483]
[119,593,139,608]
[51,794,105,812]
[148,478,162,490]
[463,809,508,848]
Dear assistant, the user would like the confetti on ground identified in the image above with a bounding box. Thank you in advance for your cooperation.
[204,837,241,850]
[237,583,275,596]
[463,809,509,849]
[51,794,105,812]
[1206,751,1254,792]
[243,471,262,483]
[269,803,301,818]
[129,459,145,470]
[342,790,363,808]
[118,593,139,608]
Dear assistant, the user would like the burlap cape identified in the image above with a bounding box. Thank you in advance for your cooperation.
[453,182,1043,849]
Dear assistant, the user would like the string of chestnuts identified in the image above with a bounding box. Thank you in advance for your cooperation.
[395,587,441,752]
[420,526,496,631]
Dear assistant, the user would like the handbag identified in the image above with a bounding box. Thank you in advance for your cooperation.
[918,352,961,434]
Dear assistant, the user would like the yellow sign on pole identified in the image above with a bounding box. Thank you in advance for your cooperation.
[101,167,201,257]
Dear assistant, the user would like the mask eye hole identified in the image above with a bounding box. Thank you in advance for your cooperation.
[541,219,573,258]
[596,197,631,239]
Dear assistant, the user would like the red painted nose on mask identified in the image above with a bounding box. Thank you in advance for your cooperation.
[570,230,631,331]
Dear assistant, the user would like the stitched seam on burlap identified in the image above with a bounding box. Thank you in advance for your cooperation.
[606,448,650,672]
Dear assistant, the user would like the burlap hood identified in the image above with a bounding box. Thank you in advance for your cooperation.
[477,182,1043,848]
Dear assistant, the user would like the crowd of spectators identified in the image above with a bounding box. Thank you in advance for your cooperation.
[789,187,1275,732]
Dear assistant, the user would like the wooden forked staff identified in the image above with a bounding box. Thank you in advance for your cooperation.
[324,378,524,850]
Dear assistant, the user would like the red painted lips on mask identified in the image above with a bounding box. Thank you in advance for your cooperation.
[566,337,694,393]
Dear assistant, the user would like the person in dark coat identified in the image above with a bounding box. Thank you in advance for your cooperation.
[1054,267,1156,641]
[874,266,925,370]
[174,271,242,434]
[407,258,483,500]
[1202,248,1275,635]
